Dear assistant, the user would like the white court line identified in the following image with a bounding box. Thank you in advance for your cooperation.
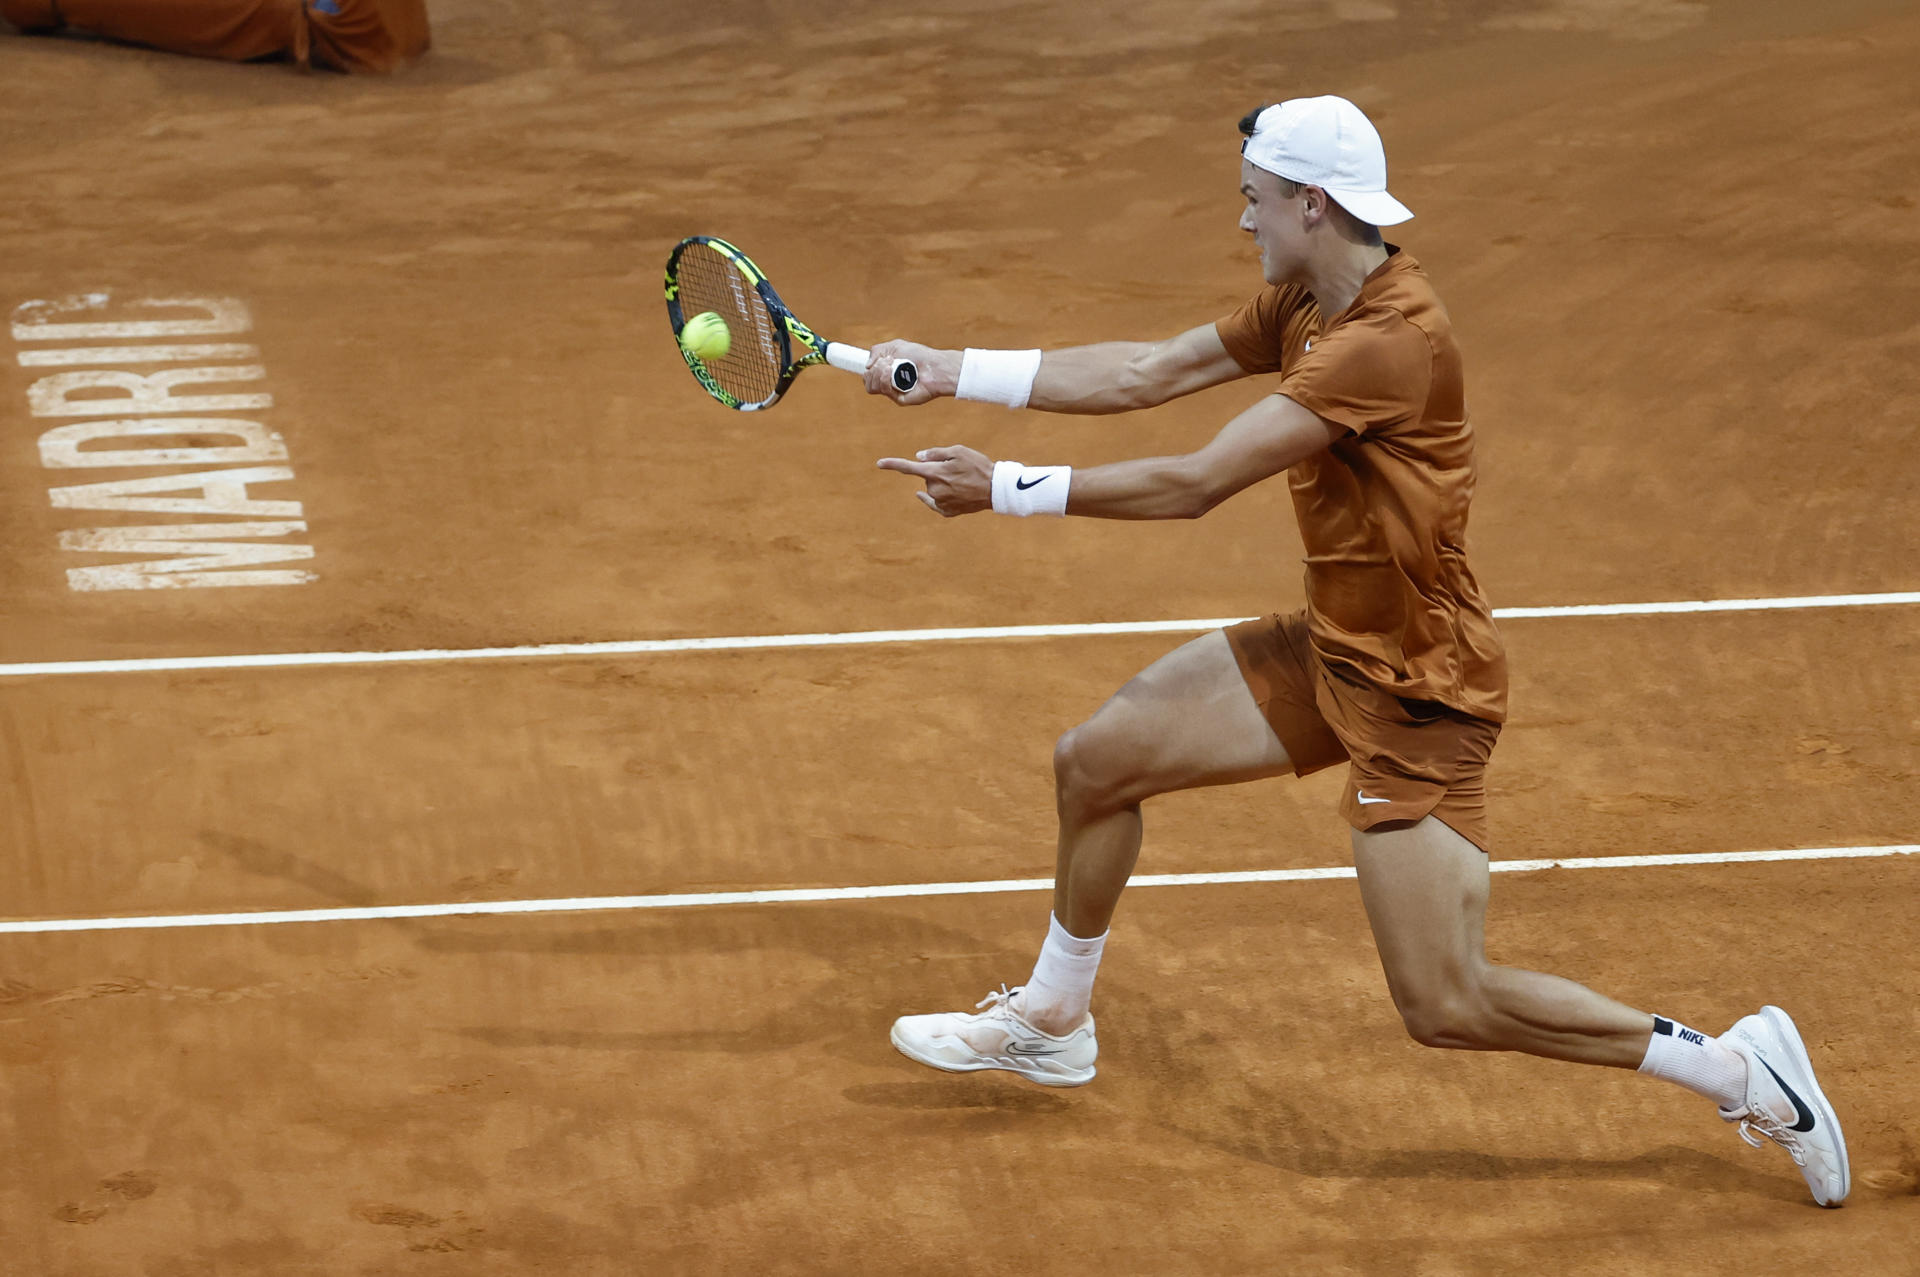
[2,590,1918,679]
[1,843,1911,936]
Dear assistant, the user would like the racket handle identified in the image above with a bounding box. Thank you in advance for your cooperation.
[824,341,919,393]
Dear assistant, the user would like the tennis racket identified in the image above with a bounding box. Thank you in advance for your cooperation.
[664,235,917,411]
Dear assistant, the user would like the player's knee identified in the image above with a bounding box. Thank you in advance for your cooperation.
[1394,988,1488,1050]
[1053,723,1139,818]
[1052,725,1102,810]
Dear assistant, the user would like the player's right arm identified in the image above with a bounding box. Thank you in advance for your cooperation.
[864,322,1246,414]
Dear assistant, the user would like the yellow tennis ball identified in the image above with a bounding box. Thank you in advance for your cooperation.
[681,311,731,361]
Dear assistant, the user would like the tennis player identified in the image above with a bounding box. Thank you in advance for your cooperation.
[867,95,1848,1206]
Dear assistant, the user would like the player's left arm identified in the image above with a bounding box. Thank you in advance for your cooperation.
[876,393,1345,520]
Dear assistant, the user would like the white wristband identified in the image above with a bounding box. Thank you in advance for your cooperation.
[991,460,1071,517]
[956,348,1043,409]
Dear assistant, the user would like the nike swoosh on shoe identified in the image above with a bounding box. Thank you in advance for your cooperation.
[1758,1057,1818,1133]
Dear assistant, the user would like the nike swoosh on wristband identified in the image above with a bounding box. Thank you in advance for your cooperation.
[1759,1058,1819,1133]
[1015,475,1050,490]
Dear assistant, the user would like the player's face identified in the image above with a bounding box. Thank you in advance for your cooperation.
[1239,161,1305,285]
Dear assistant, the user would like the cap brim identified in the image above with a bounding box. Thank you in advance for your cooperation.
[1325,187,1414,227]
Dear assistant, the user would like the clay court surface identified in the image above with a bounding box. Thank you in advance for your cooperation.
[3,0,1918,1271]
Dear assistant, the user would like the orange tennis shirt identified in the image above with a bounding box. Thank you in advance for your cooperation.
[1214,247,1508,723]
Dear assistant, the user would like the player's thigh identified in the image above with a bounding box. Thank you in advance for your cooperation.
[1350,816,1491,1005]
[1057,629,1292,803]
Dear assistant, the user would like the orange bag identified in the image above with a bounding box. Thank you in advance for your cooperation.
[0,0,429,72]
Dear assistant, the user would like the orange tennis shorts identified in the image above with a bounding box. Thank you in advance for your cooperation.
[1225,611,1501,851]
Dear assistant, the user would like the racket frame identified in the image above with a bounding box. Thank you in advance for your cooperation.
[665,235,913,411]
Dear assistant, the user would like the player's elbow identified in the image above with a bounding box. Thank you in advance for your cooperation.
[1117,346,1177,412]
[1176,488,1219,520]
[1169,462,1227,519]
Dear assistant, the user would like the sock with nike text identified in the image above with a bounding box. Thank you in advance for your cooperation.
[1637,1015,1749,1109]
[1019,913,1106,1031]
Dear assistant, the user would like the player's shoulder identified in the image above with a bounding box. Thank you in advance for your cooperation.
[1328,289,1432,359]
[1364,250,1454,339]
[1313,306,1434,394]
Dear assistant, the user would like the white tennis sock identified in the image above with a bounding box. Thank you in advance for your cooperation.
[1638,1015,1750,1110]
[1019,913,1107,1031]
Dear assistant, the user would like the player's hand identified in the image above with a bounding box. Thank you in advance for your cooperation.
[865,341,957,405]
[875,445,992,516]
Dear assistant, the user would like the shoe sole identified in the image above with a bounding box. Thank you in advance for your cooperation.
[1760,1005,1850,1206]
[889,1023,1096,1088]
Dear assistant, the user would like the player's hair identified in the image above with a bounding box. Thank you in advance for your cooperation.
[1237,106,1302,199]
[1237,104,1384,247]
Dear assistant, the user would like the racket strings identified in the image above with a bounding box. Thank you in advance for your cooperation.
[674,244,782,404]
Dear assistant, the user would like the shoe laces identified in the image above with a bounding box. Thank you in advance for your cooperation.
[1736,1113,1808,1167]
[974,984,1020,1016]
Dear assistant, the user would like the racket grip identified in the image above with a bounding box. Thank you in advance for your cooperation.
[824,342,919,393]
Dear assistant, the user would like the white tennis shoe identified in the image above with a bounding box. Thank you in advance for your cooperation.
[1717,1005,1850,1206]
[890,985,1097,1087]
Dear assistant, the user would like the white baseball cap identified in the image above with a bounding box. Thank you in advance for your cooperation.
[1240,95,1413,227]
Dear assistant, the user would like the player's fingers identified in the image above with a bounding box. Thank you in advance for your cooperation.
[876,456,937,478]
[914,491,939,512]
[867,342,914,399]
[914,446,962,463]
[864,344,899,394]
